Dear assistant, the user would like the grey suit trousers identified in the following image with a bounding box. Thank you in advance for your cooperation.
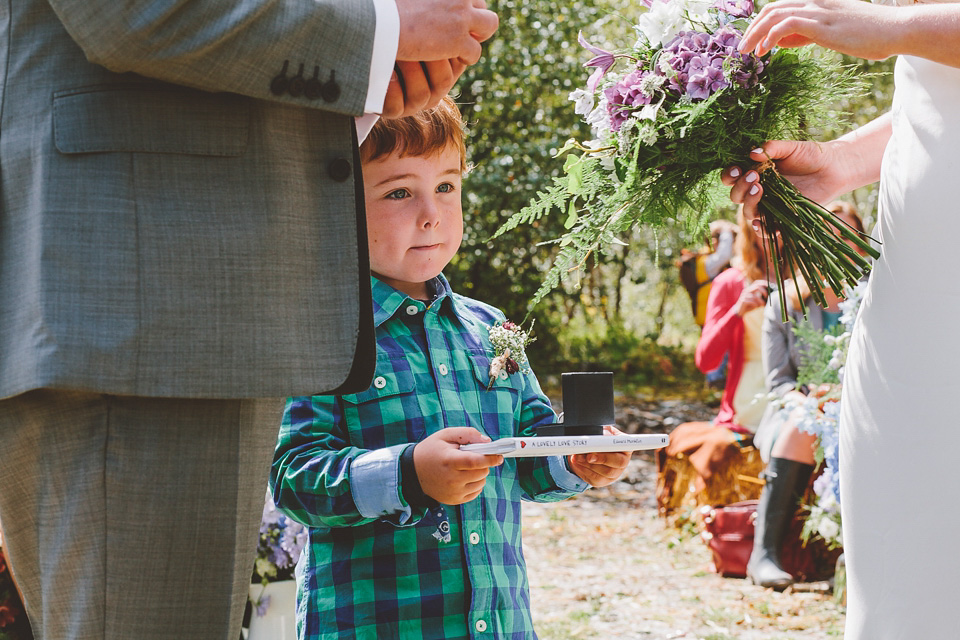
[0,391,283,640]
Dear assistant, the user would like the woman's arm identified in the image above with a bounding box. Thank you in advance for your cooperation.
[696,272,744,372]
[740,0,960,68]
[761,297,800,397]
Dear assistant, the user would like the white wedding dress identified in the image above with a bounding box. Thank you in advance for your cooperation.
[839,24,960,639]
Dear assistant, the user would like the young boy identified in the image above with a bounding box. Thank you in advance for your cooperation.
[271,97,632,640]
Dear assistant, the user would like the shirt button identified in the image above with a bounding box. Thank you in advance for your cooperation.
[405,304,419,315]
[475,619,487,633]
[469,532,480,545]
[438,363,448,376]
[373,376,387,389]
[499,370,508,380]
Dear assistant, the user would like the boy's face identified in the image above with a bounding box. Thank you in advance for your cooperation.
[362,144,463,300]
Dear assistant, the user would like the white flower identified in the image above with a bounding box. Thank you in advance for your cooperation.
[569,88,595,117]
[586,95,612,136]
[817,517,841,542]
[637,123,659,146]
[640,73,666,95]
[635,0,687,48]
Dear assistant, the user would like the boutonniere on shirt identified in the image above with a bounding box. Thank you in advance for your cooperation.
[487,320,535,389]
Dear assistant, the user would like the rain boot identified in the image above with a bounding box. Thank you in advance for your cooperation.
[746,457,814,590]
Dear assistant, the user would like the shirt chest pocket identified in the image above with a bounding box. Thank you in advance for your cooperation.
[467,352,523,440]
[340,366,423,448]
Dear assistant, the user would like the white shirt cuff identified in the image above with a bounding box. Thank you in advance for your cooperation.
[365,0,399,114]
[549,455,590,493]
[350,444,411,522]
[355,113,380,144]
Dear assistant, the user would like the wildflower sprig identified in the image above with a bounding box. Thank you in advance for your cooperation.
[493,0,877,312]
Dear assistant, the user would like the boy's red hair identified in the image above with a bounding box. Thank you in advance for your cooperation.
[360,96,466,171]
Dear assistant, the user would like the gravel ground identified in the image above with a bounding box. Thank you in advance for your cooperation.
[522,399,846,640]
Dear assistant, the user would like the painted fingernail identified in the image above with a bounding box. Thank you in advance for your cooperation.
[751,147,764,155]
[745,171,758,183]
[749,184,760,196]
[730,167,741,178]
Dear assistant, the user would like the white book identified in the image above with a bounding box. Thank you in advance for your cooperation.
[460,433,669,458]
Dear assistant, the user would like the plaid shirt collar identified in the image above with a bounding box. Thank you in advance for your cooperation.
[371,274,459,328]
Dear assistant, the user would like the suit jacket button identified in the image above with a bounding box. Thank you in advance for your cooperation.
[305,66,322,99]
[328,158,352,182]
[288,63,306,97]
[304,78,321,99]
[270,60,290,96]
[321,80,341,102]
[322,71,341,103]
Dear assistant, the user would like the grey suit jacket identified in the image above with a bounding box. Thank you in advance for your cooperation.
[0,0,379,399]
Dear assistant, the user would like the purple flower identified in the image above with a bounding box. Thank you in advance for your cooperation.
[686,64,729,100]
[255,491,309,583]
[254,595,272,617]
[730,51,765,88]
[578,32,616,93]
[605,69,656,131]
[709,26,742,54]
[713,0,754,18]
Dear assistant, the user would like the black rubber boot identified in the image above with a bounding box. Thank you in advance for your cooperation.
[746,457,814,590]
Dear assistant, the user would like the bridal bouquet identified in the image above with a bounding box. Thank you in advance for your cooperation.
[493,0,878,312]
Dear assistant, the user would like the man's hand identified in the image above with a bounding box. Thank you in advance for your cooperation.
[413,427,503,505]
[394,0,499,65]
[383,0,496,118]
[381,59,466,119]
[567,426,633,488]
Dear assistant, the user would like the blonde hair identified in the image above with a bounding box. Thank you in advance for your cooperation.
[784,200,865,310]
[730,206,767,282]
[360,96,467,172]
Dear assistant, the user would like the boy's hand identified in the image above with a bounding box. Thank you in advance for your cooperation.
[413,427,503,505]
[567,425,632,488]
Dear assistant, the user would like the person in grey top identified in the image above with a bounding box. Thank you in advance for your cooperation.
[748,202,866,590]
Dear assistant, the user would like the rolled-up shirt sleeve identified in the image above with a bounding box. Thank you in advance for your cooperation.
[350,443,413,522]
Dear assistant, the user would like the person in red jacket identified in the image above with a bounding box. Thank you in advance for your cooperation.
[695,208,776,434]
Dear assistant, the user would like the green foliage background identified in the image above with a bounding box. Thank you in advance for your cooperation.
[447,1,895,395]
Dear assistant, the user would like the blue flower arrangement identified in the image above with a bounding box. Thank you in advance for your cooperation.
[250,491,308,615]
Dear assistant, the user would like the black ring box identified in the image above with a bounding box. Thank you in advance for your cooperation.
[535,372,614,437]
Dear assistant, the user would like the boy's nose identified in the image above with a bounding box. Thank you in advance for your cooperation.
[419,199,442,228]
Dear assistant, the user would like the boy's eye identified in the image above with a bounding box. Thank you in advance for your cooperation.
[437,183,455,194]
[385,188,409,200]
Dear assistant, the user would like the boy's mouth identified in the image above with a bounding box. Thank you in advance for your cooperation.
[412,243,441,251]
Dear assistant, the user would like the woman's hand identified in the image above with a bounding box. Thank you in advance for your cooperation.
[721,141,844,227]
[734,279,770,316]
[738,0,902,59]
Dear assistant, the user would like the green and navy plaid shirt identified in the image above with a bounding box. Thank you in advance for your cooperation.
[272,275,587,640]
